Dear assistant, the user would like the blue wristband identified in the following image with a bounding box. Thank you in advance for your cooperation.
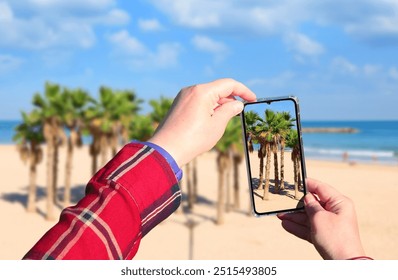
[133,141,183,181]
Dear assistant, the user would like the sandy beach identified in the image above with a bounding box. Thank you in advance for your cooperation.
[1,144,398,260]
[247,151,305,214]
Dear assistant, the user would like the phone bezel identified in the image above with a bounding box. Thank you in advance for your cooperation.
[240,96,307,217]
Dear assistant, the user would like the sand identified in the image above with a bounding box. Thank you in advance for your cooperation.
[0,144,397,260]
[247,151,305,214]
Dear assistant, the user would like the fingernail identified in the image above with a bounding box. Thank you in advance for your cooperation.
[304,193,315,205]
[233,101,244,114]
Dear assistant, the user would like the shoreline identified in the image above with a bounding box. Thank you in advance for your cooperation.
[3,143,397,167]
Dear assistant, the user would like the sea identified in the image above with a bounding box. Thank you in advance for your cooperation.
[2,120,398,165]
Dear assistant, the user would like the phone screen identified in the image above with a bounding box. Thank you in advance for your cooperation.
[241,96,306,216]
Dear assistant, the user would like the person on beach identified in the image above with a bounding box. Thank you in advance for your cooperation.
[23,78,370,260]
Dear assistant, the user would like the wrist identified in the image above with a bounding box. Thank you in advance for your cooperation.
[135,139,183,181]
[148,135,184,167]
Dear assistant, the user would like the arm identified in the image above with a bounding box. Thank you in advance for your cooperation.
[24,78,256,260]
[277,178,368,260]
[24,143,180,259]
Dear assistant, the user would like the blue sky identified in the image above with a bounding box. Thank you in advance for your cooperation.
[1,0,398,120]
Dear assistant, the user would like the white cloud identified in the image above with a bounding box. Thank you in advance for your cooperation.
[151,43,181,68]
[108,30,147,55]
[0,1,13,21]
[191,35,227,54]
[149,0,398,45]
[246,71,296,88]
[0,0,129,50]
[28,0,116,12]
[332,57,358,74]
[0,54,23,74]
[149,0,222,28]
[138,19,164,32]
[284,32,324,57]
[363,64,381,76]
[389,67,398,79]
[107,30,181,69]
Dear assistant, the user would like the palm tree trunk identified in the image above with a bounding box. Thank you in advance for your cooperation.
[226,155,231,213]
[27,155,37,213]
[273,147,279,193]
[90,135,99,175]
[292,149,299,200]
[263,143,271,200]
[280,141,285,191]
[100,134,108,168]
[233,154,240,209]
[91,148,98,175]
[216,153,227,225]
[294,156,300,199]
[186,161,194,210]
[258,146,265,190]
[52,140,59,205]
[64,133,74,208]
[46,140,55,221]
[192,158,198,203]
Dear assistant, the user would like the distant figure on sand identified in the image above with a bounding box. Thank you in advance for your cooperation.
[343,151,349,162]
[23,79,372,260]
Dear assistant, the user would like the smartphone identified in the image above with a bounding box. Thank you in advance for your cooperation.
[240,96,307,216]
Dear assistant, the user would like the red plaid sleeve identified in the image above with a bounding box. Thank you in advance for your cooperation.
[23,143,181,260]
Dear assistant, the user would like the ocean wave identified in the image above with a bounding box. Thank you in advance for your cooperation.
[304,147,396,159]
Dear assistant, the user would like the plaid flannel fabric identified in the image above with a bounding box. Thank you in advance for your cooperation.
[23,143,181,260]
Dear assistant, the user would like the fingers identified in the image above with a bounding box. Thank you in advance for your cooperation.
[306,178,341,204]
[204,78,257,102]
[213,100,244,122]
[277,212,312,243]
[279,219,312,243]
[277,211,309,227]
[306,178,349,214]
[304,192,325,217]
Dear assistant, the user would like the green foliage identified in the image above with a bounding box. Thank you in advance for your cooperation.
[215,117,242,153]
[285,128,299,149]
[86,86,143,133]
[32,82,64,120]
[248,109,296,145]
[62,88,93,128]
[129,115,154,141]
[13,110,44,145]
[149,96,173,124]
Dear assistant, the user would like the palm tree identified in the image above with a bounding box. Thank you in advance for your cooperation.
[255,109,277,200]
[228,117,244,210]
[244,110,260,153]
[214,117,242,224]
[268,111,295,194]
[111,89,142,154]
[243,110,265,195]
[61,88,93,207]
[149,96,174,128]
[85,87,141,174]
[129,114,154,142]
[278,112,295,192]
[286,129,301,199]
[13,110,44,213]
[32,82,66,220]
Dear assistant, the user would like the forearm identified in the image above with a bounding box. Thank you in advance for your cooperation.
[23,143,181,260]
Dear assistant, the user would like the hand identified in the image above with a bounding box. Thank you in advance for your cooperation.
[149,78,256,166]
[277,178,366,260]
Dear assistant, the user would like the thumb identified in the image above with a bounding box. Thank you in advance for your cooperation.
[213,100,244,123]
[304,192,325,218]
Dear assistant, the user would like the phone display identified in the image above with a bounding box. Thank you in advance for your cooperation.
[241,96,307,216]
